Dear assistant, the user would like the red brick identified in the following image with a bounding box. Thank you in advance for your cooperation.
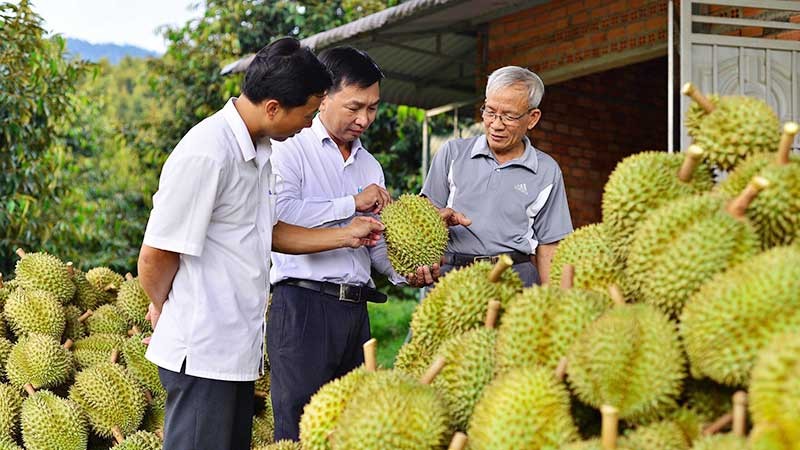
[740,26,764,37]
[776,30,800,41]
[567,0,586,15]
[791,14,800,24]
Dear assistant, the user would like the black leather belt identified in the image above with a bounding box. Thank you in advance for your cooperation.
[276,278,387,304]
[443,251,530,268]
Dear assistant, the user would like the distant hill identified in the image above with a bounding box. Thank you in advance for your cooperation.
[65,38,159,64]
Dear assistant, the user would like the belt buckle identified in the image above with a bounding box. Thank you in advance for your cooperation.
[473,255,500,264]
[338,283,361,303]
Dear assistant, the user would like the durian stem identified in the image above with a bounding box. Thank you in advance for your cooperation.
[144,389,153,405]
[484,299,501,329]
[65,262,75,277]
[600,405,619,450]
[155,429,164,441]
[125,272,134,281]
[363,338,378,372]
[103,283,117,292]
[419,356,446,385]
[448,432,468,450]
[682,83,715,114]
[555,357,568,381]
[776,122,799,165]
[608,285,625,306]
[726,176,770,220]
[488,254,514,282]
[78,310,93,323]
[733,391,748,437]
[128,325,141,337]
[110,349,120,364]
[254,389,269,399]
[560,264,575,290]
[702,413,732,436]
[62,339,73,350]
[678,145,704,182]
[23,383,36,396]
[15,248,26,258]
[111,427,125,445]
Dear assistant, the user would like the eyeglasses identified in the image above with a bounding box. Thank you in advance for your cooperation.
[480,105,534,126]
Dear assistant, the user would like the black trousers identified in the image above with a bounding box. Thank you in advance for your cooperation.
[267,283,371,441]
[158,362,255,450]
[440,261,540,287]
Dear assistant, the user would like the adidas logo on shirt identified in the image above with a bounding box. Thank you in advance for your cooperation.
[514,183,528,195]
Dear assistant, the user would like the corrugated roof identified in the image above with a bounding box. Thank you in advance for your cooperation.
[221,0,547,109]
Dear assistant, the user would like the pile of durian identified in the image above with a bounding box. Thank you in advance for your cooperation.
[290,85,800,450]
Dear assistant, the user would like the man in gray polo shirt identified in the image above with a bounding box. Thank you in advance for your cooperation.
[422,66,572,286]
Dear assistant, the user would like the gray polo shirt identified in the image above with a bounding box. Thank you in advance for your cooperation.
[421,135,573,256]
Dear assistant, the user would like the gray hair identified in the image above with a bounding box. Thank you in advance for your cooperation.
[486,66,545,109]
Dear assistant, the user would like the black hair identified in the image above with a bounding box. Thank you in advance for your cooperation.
[317,46,384,94]
[242,37,333,107]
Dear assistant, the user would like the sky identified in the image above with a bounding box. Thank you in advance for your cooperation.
[29,0,204,54]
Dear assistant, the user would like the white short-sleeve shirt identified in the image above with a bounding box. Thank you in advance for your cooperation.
[144,98,274,382]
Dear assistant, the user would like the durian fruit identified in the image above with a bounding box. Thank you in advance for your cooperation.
[680,245,800,386]
[567,301,685,423]
[85,267,124,305]
[602,147,714,266]
[685,93,720,138]
[70,269,104,312]
[4,289,66,340]
[380,194,449,276]
[0,339,12,381]
[109,430,161,450]
[626,178,766,318]
[254,441,302,450]
[690,434,748,450]
[550,223,624,294]
[20,389,88,450]
[393,339,433,379]
[121,334,166,407]
[62,305,87,342]
[620,420,691,450]
[69,361,146,441]
[254,371,270,399]
[467,366,578,450]
[749,422,795,450]
[0,436,20,450]
[683,83,781,171]
[13,250,75,304]
[749,333,800,446]
[0,384,22,440]
[140,403,164,434]
[116,276,152,333]
[252,405,275,448]
[86,304,129,336]
[6,334,73,390]
[671,378,735,441]
[432,300,500,431]
[72,333,125,370]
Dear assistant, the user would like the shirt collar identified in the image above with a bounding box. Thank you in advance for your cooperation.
[311,115,365,159]
[470,135,539,173]
[221,97,258,163]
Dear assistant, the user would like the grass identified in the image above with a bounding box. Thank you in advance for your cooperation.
[368,298,417,368]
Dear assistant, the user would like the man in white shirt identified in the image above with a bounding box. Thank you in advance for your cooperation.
[268,46,470,441]
[137,38,384,450]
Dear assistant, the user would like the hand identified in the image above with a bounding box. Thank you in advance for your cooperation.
[405,263,440,287]
[144,302,162,341]
[354,184,392,214]
[438,207,472,227]
[344,216,385,248]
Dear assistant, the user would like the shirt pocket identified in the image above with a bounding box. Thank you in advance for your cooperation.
[217,162,259,224]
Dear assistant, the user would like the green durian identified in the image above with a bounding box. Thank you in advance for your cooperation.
[749,422,797,450]
[602,149,714,266]
[0,384,22,440]
[393,339,433,379]
[13,251,75,304]
[680,245,800,386]
[467,366,578,450]
[62,305,87,342]
[73,334,125,370]
[685,93,720,138]
[691,434,749,450]
[4,289,66,340]
[255,441,301,450]
[86,304,129,336]
[6,334,73,390]
[69,361,146,439]
[85,268,124,304]
[70,269,104,312]
[110,430,161,450]
[21,390,88,450]
[749,333,800,446]
[140,403,164,434]
[715,152,775,199]
[252,405,274,447]
[0,339,11,381]
[381,194,449,276]
[550,223,625,294]
[0,436,20,450]
[254,370,270,396]
[121,334,165,407]
[116,278,152,332]
[620,420,691,450]
[567,303,685,422]
[405,285,448,356]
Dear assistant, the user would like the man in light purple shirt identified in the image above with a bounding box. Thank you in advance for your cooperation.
[268,46,469,441]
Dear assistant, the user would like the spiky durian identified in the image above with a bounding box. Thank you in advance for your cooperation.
[140,403,164,434]
[70,269,104,312]
[568,303,685,423]
[85,268,123,304]
[4,289,65,340]
[62,305,87,342]
[685,93,720,137]
[72,334,125,370]
[749,333,800,446]
[749,422,795,450]
[0,384,22,440]
[6,334,73,390]
[550,223,624,294]
[110,430,161,450]
[252,405,274,447]
[691,434,748,450]
[116,278,151,332]
[254,441,301,450]
[14,252,75,304]
[680,245,800,386]
[121,334,165,407]
[0,339,11,381]
[467,366,578,450]
[21,390,88,450]
[333,370,449,450]
[380,194,448,276]
[86,304,129,336]
[393,339,434,379]
[602,149,714,265]
[69,361,146,439]
[620,420,691,450]
[0,436,20,450]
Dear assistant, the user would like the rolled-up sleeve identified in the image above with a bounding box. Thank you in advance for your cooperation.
[533,168,573,245]
[420,141,452,208]
[143,155,223,256]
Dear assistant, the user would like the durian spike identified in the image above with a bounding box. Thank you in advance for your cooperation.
[726,176,770,220]
[555,357,568,381]
[0,273,4,289]
[678,145,704,182]
[65,262,75,277]
[111,426,125,445]
[128,325,141,337]
[125,272,134,281]
[600,404,619,450]
[110,349,120,364]
[484,299,501,329]
[702,413,732,436]
[608,284,625,307]
[732,391,748,437]
[448,432,468,450]
[144,389,153,405]
[254,389,269,399]
[682,83,716,114]
[560,264,575,290]
[62,339,74,350]
[419,356,446,385]
[23,384,36,396]
[155,429,164,441]
[488,254,514,282]
[78,310,93,323]
[363,338,378,372]
[15,248,26,258]
[776,122,799,165]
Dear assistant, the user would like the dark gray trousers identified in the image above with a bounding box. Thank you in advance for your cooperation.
[158,362,255,450]
[440,261,540,287]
